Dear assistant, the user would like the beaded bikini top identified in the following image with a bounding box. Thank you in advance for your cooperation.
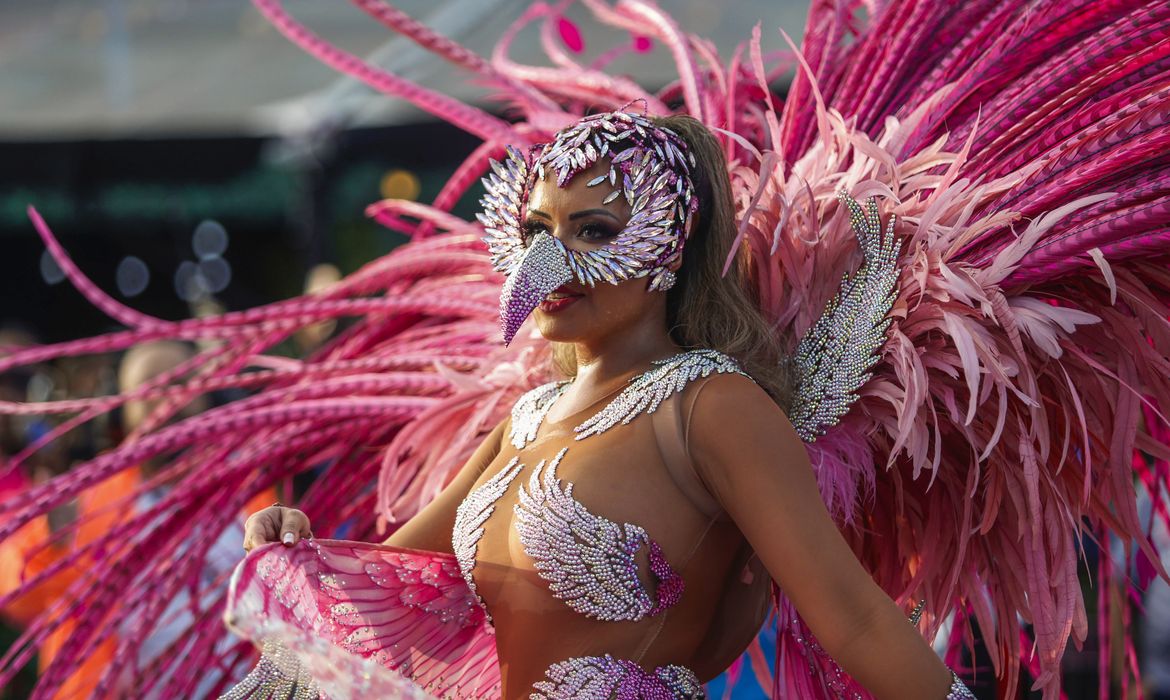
[451,348,749,625]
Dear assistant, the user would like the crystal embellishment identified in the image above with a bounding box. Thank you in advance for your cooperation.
[497,231,575,346]
[946,671,976,699]
[788,192,902,442]
[482,111,704,345]
[509,379,572,448]
[480,112,699,291]
[573,348,749,440]
[513,447,684,621]
[451,456,524,625]
[509,348,750,450]
[219,638,320,700]
[530,654,705,699]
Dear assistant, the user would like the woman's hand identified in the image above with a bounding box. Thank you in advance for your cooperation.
[239,416,510,555]
[242,505,313,552]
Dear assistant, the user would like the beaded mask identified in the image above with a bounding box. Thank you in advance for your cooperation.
[478,111,699,345]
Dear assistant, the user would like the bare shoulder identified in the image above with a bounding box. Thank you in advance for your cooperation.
[496,412,513,451]
[685,371,804,485]
[686,371,793,433]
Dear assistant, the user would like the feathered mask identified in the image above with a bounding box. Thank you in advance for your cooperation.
[478,111,698,345]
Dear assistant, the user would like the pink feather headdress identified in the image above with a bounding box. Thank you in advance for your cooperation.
[1,1,1168,698]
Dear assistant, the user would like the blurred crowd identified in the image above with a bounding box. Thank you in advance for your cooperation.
[0,324,275,698]
[0,263,342,699]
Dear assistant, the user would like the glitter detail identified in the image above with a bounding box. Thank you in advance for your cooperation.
[451,456,524,626]
[573,348,749,440]
[509,348,750,450]
[477,144,531,276]
[513,447,683,621]
[509,380,573,449]
[480,111,701,343]
[788,191,903,442]
[498,231,574,345]
[649,268,676,292]
[530,654,705,699]
[946,671,977,699]
[219,638,320,699]
[908,599,926,625]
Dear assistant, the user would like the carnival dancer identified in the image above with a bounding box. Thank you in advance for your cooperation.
[2,1,1169,698]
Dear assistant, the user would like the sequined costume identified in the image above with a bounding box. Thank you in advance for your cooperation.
[223,348,771,699]
[1,0,1169,698]
[451,349,743,695]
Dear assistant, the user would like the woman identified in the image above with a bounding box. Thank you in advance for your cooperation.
[2,1,1168,698]
[233,112,969,699]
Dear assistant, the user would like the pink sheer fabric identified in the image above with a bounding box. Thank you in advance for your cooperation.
[223,539,499,699]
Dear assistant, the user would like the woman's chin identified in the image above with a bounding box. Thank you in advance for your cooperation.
[534,316,587,343]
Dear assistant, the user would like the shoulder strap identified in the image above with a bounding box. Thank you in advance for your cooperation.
[650,377,729,522]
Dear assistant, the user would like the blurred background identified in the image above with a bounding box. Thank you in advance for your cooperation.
[0,0,808,341]
[0,1,1163,699]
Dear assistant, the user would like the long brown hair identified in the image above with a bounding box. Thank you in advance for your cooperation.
[550,114,797,412]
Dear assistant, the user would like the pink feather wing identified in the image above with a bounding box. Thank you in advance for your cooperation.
[223,539,500,699]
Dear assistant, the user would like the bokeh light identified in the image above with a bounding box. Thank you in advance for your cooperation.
[174,260,209,302]
[192,219,229,259]
[379,169,421,201]
[198,256,232,293]
[39,250,65,285]
[115,256,150,297]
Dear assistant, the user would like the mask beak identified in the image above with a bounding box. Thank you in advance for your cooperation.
[499,232,573,346]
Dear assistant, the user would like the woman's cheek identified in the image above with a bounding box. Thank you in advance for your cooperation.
[598,284,646,325]
[533,299,591,340]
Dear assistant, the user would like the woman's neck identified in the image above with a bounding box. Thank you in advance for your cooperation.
[571,324,681,387]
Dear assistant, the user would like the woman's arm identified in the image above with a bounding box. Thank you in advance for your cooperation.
[687,373,957,700]
[382,415,510,552]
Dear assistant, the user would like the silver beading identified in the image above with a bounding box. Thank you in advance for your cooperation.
[508,348,749,450]
[451,456,524,625]
[530,654,705,699]
[787,191,903,442]
[512,447,684,621]
[946,670,976,699]
[480,111,701,345]
[573,348,748,440]
[509,380,572,449]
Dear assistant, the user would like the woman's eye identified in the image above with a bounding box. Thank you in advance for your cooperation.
[579,224,616,241]
[520,221,615,244]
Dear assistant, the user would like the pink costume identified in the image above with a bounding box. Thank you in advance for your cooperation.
[222,347,971,698]
[1,0,1169,698]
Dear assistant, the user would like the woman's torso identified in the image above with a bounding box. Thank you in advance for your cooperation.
[452,349,772,698]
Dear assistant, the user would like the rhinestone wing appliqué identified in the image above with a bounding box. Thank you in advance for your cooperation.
[452,456,524,625]
[530,654,705,699]
[512,447,685,622]
[509,349,749,450]
[787,192,902,443]
[509,380,572,449]
[573,348,749,440]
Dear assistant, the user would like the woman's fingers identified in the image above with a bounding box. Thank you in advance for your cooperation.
[242,512,262,552]
[279,509,312,546]
[239,506,313,552]
[243,506,298,552]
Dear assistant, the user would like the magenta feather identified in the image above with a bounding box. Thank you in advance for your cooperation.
[1,1,1168,698]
